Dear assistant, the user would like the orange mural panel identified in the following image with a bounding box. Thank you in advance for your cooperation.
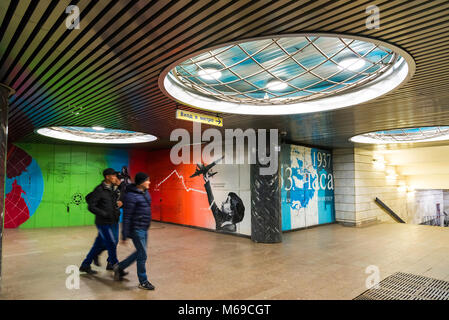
[129,149,214,230]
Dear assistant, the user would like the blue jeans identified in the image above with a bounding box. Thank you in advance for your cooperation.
[82,224,119,267]
[95,223,119,264]
[118,229,148,284]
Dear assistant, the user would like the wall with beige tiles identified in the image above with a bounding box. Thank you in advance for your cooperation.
[333,148,356,225]
[333,148,409,226]
[354,148,409,225]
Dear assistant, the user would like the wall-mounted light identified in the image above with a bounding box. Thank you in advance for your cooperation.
[386,168,398,181]
[372,155,386,170]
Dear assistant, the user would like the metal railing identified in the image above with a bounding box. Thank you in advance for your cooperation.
[420,211,449,227]
[374,197,406,223]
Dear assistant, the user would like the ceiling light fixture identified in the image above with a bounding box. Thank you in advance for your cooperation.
[160,33,415,115]
[351,126,449,144]
[36,127,158,144]
[198,68,222,80]
[92,126,105,131]
[266,80,288,91]
[338,58,366,71]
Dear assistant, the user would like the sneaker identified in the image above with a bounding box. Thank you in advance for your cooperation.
[113,264,128,280]
[138,281,155,290]
[93,255,100,267]
[79,265,97,274]
[106,262,114,271]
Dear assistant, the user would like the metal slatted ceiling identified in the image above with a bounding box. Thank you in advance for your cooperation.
[0,0,449,149]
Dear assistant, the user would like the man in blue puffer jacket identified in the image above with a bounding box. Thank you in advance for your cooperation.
[114,172,155,290]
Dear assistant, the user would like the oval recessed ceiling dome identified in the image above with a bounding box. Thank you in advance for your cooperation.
[160,33,415,115]
[36,126,158,144]
[350,126,449,144]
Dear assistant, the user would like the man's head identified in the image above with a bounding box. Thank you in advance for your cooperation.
[221,192,245,224]
[135,172,151,190]
[103,168,120,186]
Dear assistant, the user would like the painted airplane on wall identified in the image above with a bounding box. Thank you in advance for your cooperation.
[190,156,224,178]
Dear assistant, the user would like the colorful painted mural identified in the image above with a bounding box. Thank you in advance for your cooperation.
[4,143,129,229]
[280,144,335,231]
[5,145,44,228]
[4,143,251,236]
[135,148,251,236]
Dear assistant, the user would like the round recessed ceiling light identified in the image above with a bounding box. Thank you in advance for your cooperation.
[159,33,415,115]
[198,68,222,80]
[36,126,158,144]
[350,126,449,144]
[266,80,288,91]
[338,58,366,71]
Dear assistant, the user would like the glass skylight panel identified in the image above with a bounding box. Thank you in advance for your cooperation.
[351,127,449,144]
[37,127,157,144]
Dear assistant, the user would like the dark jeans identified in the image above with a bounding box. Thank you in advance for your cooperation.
[81,224,119,267]
[94,223,119,263]
[118,229,148,284]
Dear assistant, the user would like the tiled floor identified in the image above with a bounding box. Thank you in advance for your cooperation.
[1,221,449,300]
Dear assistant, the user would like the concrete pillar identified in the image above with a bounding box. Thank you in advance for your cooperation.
[0,84,13,292]
[333,148,356,226]
[250,130,282,243]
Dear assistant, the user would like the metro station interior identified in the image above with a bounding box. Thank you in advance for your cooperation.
[1,0,449,300]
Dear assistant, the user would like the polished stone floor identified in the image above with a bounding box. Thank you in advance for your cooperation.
[1,221,449,300]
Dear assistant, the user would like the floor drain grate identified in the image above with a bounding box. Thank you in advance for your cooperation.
[354,272,449,300]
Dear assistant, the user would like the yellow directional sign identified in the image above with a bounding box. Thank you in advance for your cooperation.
[176,109,223,127]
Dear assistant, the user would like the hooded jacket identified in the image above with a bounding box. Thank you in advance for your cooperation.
[122,184,152,240]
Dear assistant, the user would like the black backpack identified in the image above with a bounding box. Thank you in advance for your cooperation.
[85,191,94,204]
[85,186,100,214]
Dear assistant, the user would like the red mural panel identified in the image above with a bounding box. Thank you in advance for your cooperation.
[4,145,33,228]
[4,180,30,228]
[129,149,213,229]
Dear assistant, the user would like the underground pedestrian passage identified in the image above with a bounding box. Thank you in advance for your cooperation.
[1,0,449,302]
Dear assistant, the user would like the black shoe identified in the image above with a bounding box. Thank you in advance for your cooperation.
[79,265,97,275]
[138,281,155,290]
[113,264,128,280]
[93,255,100,267]
[106,262,114,271]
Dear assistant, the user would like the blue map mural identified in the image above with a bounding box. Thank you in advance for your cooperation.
[281,144,335,231]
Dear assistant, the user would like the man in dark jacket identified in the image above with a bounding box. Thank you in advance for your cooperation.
[91,169,129,270]
[79,168,123,274]
[114,172,155,290]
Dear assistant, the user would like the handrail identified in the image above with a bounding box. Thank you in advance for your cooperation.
[420,214,449,227]
[374,197,406,223]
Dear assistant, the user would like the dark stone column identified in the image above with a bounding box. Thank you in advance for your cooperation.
[250,129,282,243]
[0,84,13,292]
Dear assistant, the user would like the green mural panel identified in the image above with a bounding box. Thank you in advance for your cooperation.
[34,144,55,228]
[17,143,53,229]
[52,144,71,228]
[10,143,129,229]
[68,145,87,226]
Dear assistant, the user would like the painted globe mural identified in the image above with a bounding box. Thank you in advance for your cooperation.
[4,146,44,228]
